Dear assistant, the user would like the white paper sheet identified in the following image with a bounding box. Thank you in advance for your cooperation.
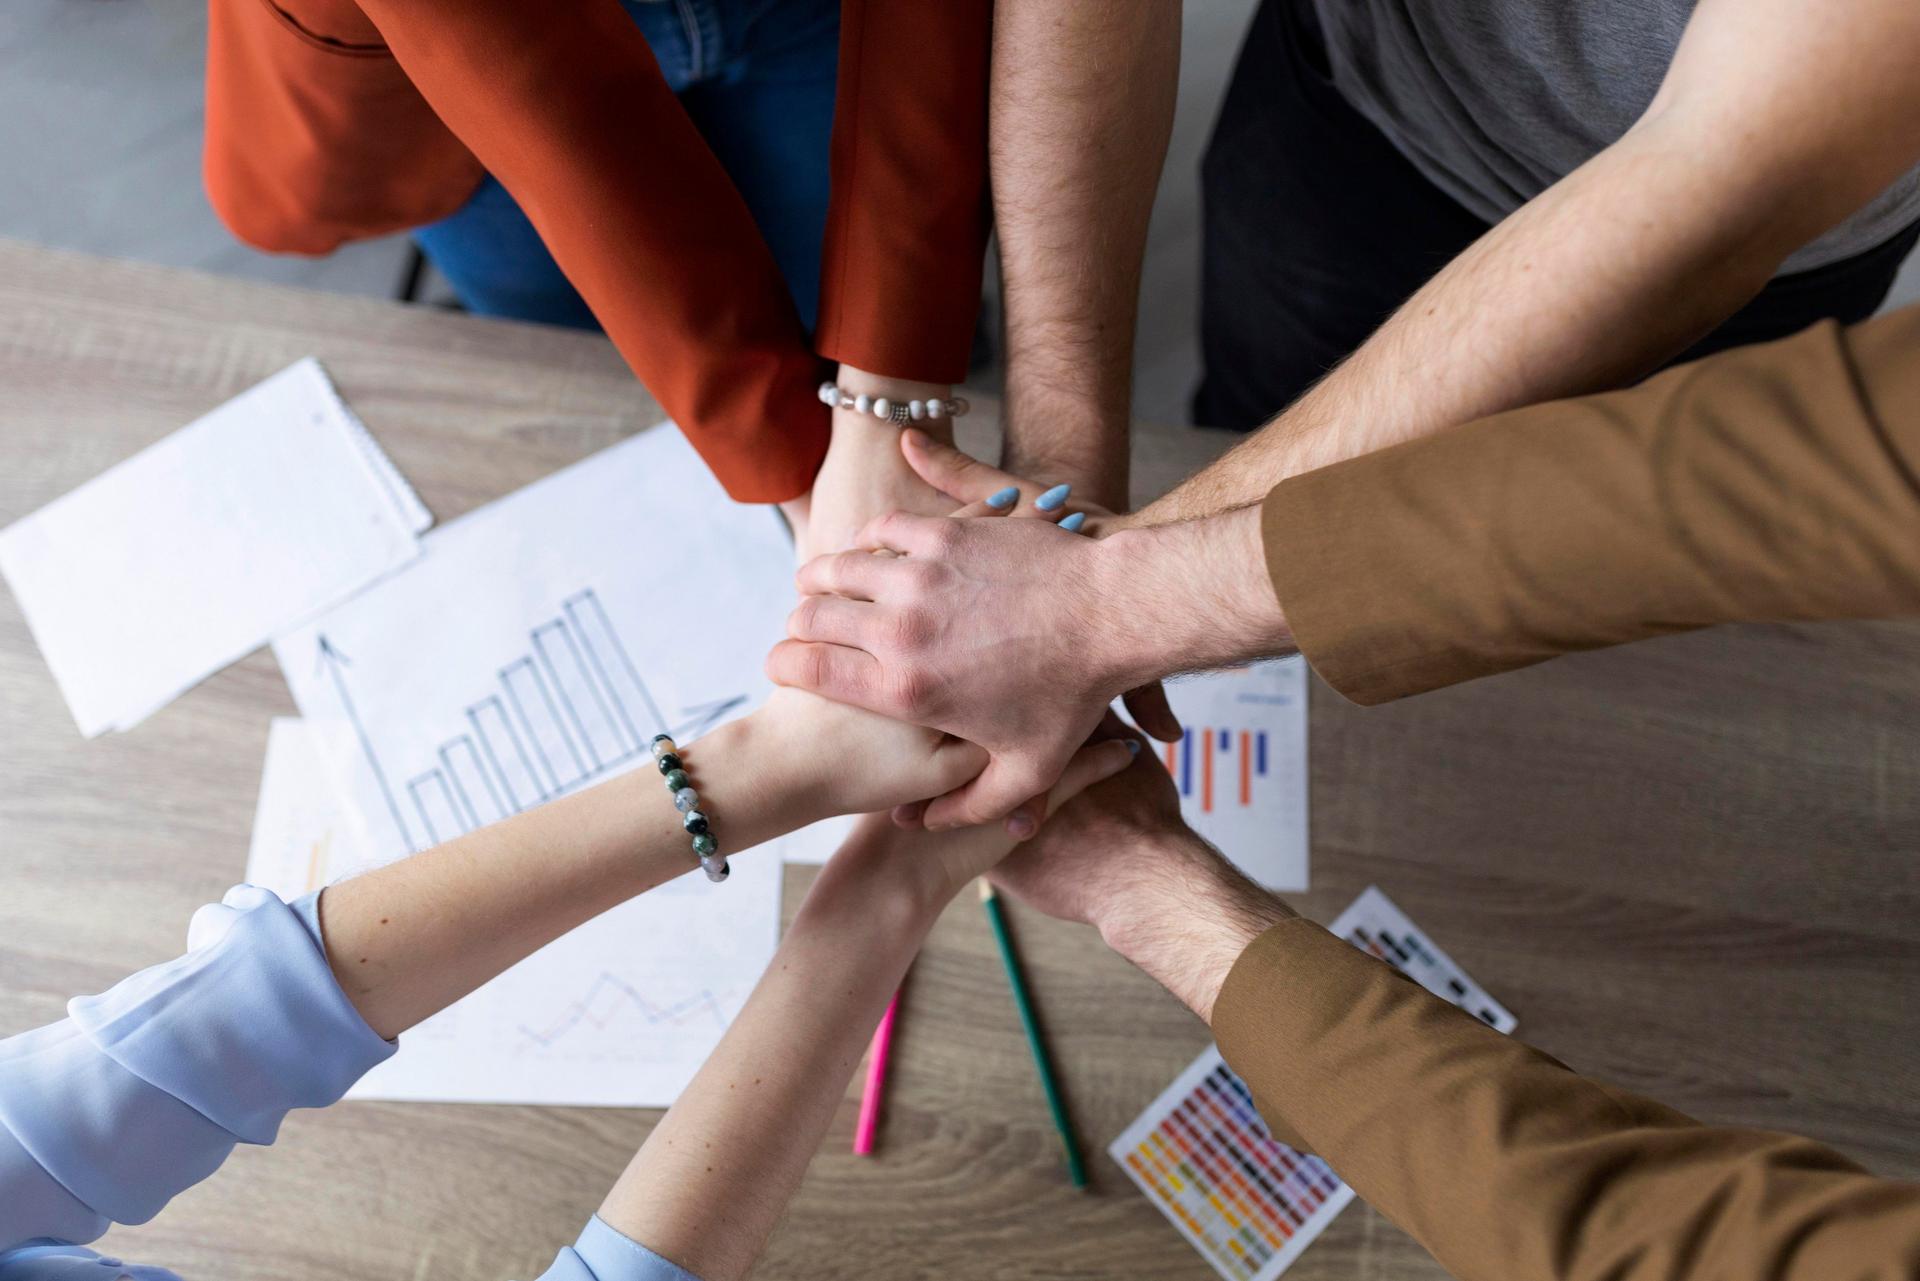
[271,425,795,1106]
[244,717,374,901]
[1130,660,1310,891]
[0,359,426,736]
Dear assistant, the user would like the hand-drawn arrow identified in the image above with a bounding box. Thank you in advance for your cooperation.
[316,634,417,853]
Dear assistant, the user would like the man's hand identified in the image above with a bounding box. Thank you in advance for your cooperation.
[992,734,1296,1022]
[769,503,1294,832]
[901,428,1182,742]
[771,513,1133,831]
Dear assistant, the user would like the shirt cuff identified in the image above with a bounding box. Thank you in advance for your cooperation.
[532,1216,703,1281]
[0,887,394,1235]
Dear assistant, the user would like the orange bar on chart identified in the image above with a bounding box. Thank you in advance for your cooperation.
[1239,731,1251,807]
[1202,728,1214,812]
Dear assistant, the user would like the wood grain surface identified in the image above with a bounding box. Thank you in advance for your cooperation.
[2,239,1917,1280]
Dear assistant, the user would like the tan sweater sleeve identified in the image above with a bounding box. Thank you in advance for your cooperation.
[1262,308,1920,705]
[1212,919,1920,1281]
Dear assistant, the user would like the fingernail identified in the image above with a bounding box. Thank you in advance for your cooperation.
[987,486,1019,509]
[1035,483,1071,512]
[1126,739,1141,756]
[1058,511,1087,533]
[1007,812,1037,839]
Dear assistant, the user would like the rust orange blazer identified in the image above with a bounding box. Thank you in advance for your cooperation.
[203,0,990,503]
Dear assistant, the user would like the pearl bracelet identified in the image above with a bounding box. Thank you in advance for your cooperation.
[818,381,969,426]
[651,733,726,882]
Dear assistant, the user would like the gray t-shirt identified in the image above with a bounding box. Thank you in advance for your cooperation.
[1312,0,1920,274]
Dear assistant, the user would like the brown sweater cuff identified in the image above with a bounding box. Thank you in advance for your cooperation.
[1210,916,1387,1150]
[1262,311,1920,706]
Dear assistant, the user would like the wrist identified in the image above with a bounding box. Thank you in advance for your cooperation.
[804,824,952,935]
[681,713,827,856]
[829,366,956,448]
[1002,384,1132,513]
[1095,506,1293,690]
[1095,830,1296,1023]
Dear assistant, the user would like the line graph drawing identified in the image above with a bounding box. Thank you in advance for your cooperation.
[517,972,731,1051]
[320,587,746,853]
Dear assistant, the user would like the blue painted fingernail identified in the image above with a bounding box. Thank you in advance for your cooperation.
[986,486,1019,509]
[1035,483,1071,512]
[1058,511,1087,533]
[1127,739,1141,756]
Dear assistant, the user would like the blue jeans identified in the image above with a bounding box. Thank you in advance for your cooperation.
[414,0,840,332]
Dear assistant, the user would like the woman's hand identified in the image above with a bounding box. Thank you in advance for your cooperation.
[750,685,988,819]
[802,368,957,561]
[824,734,1142,910]
[900,427,1118,530]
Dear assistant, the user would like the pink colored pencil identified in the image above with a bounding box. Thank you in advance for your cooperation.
[852,989,901,1155]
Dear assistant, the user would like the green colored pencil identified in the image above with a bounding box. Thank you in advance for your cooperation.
[978,879,1088,1188]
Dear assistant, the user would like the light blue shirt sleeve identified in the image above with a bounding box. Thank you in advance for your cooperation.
[0,889,703,1281]
[0,885,395,1265]
[531,1215,702,1281]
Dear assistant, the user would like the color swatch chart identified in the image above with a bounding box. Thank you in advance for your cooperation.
[1111,1049,1353,1280]
[1111,887,1516,1280]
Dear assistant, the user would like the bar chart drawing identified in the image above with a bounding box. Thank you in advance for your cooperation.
[1165,728,1276,814]
[1139,660,1309,892]
[323,587,746,854]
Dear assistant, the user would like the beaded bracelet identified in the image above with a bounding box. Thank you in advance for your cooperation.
[818,380,969,426]
[651,733,726,882]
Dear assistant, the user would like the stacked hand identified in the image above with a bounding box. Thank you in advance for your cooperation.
[774,431,1187,833]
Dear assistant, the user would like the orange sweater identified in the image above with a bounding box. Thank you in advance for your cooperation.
[203,0,990,503]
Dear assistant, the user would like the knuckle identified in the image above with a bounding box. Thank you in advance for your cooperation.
[900,561,941,596]
[886,606,932,650]
[886,664,935,718]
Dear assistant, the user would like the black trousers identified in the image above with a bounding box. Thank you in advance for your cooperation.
[1194,0,1920,430]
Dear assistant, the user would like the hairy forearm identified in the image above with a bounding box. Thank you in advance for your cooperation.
[1139,120,1811,525]
[318,715,820,1039]
[1095,828,1296,1023]
[992,0,1177,509]
[1090,504,1294,692]
[596,844,941,1281]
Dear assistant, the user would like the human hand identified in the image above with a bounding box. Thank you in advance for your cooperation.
[750,686,986,820]
[824,735,1141,913]
[770,512,1152,833]
[901,427,1117,528]
[899,429,1183,743]
[801,371,956,560]
[991,729,1296,1021]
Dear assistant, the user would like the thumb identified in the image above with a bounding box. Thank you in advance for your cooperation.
[1123,681,1184,743]
[901,429,1022,507]
[1046,737,1140,811]
[922,756,1047,830]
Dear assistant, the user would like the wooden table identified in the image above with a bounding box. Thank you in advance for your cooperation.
[3,239,1918,1280]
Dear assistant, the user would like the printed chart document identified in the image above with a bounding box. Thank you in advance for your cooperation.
[272,425,795,1105]
[1110,887,1514,1281]
[1138,660,1309,890]
[0,359,427,736]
